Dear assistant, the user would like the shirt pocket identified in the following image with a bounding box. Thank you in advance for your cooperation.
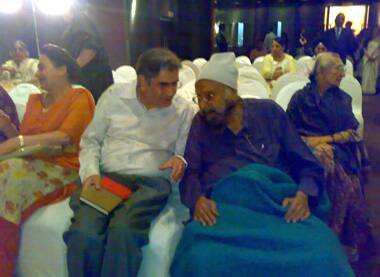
[107,114,140,139]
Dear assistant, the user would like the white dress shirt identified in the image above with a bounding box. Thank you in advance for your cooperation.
[2,58,38,82]
[79,82,195,182]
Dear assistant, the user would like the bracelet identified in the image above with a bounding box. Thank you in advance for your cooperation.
[331,134,335,143]
[18,135,24,148]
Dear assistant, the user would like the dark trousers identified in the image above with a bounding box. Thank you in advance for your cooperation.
[64,174,171,277]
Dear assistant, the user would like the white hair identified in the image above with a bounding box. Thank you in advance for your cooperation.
[311,52,341,80]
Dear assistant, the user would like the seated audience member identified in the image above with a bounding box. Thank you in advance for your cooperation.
[1,40,38,83]
[261,37,296,83]
[64,48,194,277]
[249,39,266,62]
[287,52,372,262]
[263,26,276,53]
[0,85,19,142]
[0,44,95,277]
[171,53,354,277]
[304,41,328,76]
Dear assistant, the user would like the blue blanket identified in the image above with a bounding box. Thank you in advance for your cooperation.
[171,164,354,277]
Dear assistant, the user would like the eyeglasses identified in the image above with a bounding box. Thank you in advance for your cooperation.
[192,92,216,104]
[332,64,346,74]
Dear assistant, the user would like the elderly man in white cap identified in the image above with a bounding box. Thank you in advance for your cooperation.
[170,52,355,277]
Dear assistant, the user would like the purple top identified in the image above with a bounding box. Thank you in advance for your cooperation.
[179,99,324,211]
[0,86,19,142]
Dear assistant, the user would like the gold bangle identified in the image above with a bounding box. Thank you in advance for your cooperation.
[18,135,24,148]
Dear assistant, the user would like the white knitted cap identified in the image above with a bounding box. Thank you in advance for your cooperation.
[196,52,238,90]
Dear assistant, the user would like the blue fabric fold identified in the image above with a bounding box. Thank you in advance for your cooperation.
[171,164,354,277]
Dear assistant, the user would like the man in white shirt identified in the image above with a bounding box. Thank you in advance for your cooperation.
[64,48,195,277]
[1,40,38,83]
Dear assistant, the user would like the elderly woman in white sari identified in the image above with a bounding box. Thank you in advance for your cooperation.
[362,27,380,95]
[1,41,38,83]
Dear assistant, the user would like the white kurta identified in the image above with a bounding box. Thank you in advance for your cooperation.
[1,58,38,83]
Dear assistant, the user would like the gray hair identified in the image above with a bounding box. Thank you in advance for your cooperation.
[136,48,181,81]
[310,52,341,81]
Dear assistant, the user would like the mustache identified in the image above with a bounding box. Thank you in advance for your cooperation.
[201,109,220,115]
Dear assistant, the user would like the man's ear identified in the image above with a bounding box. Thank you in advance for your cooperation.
[138,75,148,90]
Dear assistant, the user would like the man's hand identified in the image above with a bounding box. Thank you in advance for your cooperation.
[83,175,101,191]
[194,196,219,227]
[282,191,310,223]
[159,156,186,182]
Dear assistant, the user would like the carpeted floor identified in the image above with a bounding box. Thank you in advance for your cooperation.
[351,94,380,277]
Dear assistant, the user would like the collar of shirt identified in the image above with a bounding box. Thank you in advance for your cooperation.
[206,99,251,137]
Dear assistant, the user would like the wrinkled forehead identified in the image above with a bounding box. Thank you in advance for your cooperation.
[195,79,227,95]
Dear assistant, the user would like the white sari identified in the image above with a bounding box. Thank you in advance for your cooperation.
[362,40,380,94]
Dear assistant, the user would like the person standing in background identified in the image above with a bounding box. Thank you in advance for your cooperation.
[61,5,113,103]
[296,28,308,57]
[362,27,380,95]
[323,13,355,64]
[215,23,228,52]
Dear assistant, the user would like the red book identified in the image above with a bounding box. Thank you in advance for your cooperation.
[80,177,134,215]
[101,176,133,200]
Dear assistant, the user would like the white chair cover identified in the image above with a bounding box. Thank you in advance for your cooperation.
[114,65,137,83]
[238,66,270,97]
[17,187,190,277]
[253,56,264,64]
[253,56,264,71]
[236,55,251,68]
[297,56,313,63]
[238,80,269,99]
[8,83,41,122]
[345,59,354,76]
[339,76,364,138]
[178,65,196,88]
[17,198,72,277]
[296,56,313,77]
[181,60,199,77]
[274,81,309,111]
[193,58,207,70]
[177,79,196,102]
[271,73,310,100]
